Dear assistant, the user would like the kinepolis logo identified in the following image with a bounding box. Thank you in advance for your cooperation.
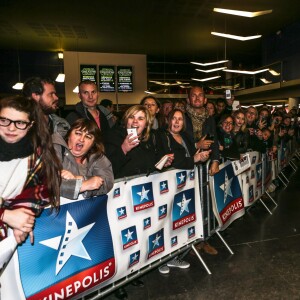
[131,182,155,212]
[172,188,196,230]
[17,196,115,300]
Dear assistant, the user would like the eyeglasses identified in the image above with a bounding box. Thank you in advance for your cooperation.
[144,103,157,108]
[223,121,233,126]
[0,117,32,130]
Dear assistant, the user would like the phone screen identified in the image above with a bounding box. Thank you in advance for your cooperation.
[127,128,138,137]
[225,89,231,99]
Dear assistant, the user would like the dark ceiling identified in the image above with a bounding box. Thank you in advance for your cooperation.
[0,0,299,95]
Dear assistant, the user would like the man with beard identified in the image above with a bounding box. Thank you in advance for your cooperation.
[185,86,219,255]
[185,86,219,176]
[22,77,70,137]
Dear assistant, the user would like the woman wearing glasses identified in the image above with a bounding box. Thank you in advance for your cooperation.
[0,96,61,245]
[217,115,241,160]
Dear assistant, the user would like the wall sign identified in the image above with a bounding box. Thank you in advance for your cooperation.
[99,65,115,92]
[117,66,133,92]
[80,65,97,83]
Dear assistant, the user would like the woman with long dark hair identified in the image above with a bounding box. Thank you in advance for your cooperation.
[0,95,61,244]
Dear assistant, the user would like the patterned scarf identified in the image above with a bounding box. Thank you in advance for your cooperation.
[186,104,208,141]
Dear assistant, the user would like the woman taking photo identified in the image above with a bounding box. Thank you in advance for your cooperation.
[0,96,61,245]
[53,118,114,199]
[232,110,249,155]
[157,109,211,169]
[104,105,173,179]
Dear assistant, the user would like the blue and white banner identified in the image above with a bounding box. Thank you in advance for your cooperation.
[210,161,245,230]
[240,152,262,206]
[1,168,203,299]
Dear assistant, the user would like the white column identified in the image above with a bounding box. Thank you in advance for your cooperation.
[288,97,299,111]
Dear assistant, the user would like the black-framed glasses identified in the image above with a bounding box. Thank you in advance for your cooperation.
[0,117,32,130]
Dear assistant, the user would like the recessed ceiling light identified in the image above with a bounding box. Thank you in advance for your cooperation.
[260,78,272,84]
[190,60,228,66]
[223,68,269,75]
[211,32,262,41]
[195,67,227,73]
[191,76,221,82]
[213,8,273,18]
[269,69,280,76]
[12,82,24,90]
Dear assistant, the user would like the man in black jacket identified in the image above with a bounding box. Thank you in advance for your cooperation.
[66,80,110,132]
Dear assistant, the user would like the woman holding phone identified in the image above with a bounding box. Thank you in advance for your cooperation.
[104,105,173,179]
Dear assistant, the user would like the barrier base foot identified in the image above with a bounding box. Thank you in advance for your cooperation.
[191,244,212,275]
[259,198,273,215]
[215,231,234,255]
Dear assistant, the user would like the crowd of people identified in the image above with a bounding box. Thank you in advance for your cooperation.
[1,77,299,299]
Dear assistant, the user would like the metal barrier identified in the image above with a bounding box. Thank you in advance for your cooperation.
[3,141,299,300]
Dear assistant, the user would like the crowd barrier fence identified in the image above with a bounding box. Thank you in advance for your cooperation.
[0,139,299,300]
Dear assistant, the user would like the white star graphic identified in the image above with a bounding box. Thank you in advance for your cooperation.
[119,208,125,215]
[172,237,177,243]
[161,182,167,189]
[189,227,194,234]
[152,234,161,249]
[132,253,139,262]
[178,173,186,183]
[177,193,192,215]
[39,211,95,275]
[220,171,233,203]
[160,206,166,214]
[257,166,262,178]
[125,229,134,241]
[137,186,150,202]
[145,218,150,225]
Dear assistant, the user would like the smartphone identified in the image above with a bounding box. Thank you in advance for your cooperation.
[127,128,138,138]
[225,89,231,100]
[205,134,214,140]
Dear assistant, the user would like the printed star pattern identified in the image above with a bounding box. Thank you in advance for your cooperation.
[137,186,149,202]
[39,211,95,275]
[177,193,191,215]
[152,234,161,249]
[220,171,233,203]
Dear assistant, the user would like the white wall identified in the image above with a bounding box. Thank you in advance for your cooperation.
[64,51,147,106]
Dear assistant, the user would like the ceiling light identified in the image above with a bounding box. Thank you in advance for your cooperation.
[191,60,228,66]
[55,73,65,82]
[260,78,272,84]
[12,82,24,90]
[73,86,79,93]
[191,76,221,82]
[58,52,64,59]
[144,90,156,94]
[209,83,240,90]
[269,69,280,76]
[211,32,262,41]
[223,68,269,75]
[149,80,188,86]
[213,8,273,18]
[195,67,227,73]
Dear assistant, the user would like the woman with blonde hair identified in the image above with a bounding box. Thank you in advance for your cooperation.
[104,105,173,179]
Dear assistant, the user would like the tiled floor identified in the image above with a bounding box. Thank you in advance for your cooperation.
[102,160,300,300]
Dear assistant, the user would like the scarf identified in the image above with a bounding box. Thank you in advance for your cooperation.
[0,135,34,161]
[186,104,208,141]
